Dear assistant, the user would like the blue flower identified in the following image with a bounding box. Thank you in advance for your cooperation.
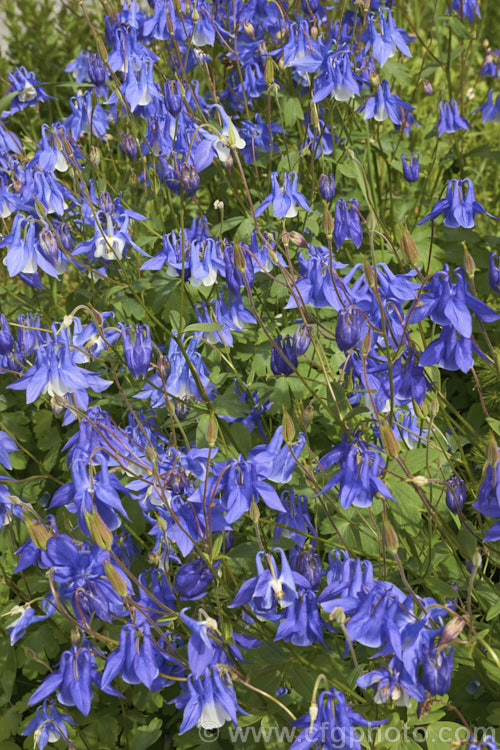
[101,623,160,690]
[275,588,329,646]
[475,91,500,123]
[121,323,153,377]
[23,700,75,750]
[360,79,414,126]
[274,490,316,547]
[290,686,385,750]
[450,0,480,23]
[313,50,360,103]
[334,199,363,249]
[401,153,420,182]
[473,451,500,541]
[363,9,413,67]
[173,668,245,734]
[317,433,394,509]
[28,644,121,716]
[318,173,336,201]
[2,66,50,117]
[418,178,496,228]
[421,644,454,695]
[336,306,363,352]
[437,99,470,136]
[255,171,312,218]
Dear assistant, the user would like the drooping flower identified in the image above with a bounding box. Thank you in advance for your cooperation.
[418,179,496,229]
[360,79,414,126]
[437,99,470,136]
[401,153,420,182]
[254,171,312,219]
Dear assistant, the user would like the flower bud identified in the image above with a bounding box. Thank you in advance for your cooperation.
[88,53,106,87]
[423,79,433,96]
[380,421,400,459]
[84,508,113,550]
[471,549,482,569]
[39,229,59,265]
[400,223,419,265]
[56,222,73,251]
[293,323,312,356]
[25,516,52,550]
[104,560,129,597]
[98,191,114,215]
[223,153,234,170]
[89,145,100,168]
[120,132,138,161]
[265,56,274,85]
[329,606,346,625]
[438,616,466,648]
[322,205,334,238]
[318,173,336,201]
[164,79,182,116]
[181,163,200,197]
[287,231,309,249]
[445,476,466,513]
[206,414,218,447]
[282,406,295,445]
[463,245,476,278]
[157,354,171,381]
[383,518,399,553]
[336,307,362,353]
[289,545,322,589]
[249,500,260,523]
[243,21,255,39]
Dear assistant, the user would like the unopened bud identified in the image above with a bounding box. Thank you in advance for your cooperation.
[192,6,200,21]
[71,628,81,646]
[438,616,466,648]
[243,21,255,39]
[429,394,440,418]
[157,354,171,380]
[282,406,295,445]
[408,475,429,486]
[224,153,234,170]
[288,231,309,249]
[471,549,482,569]
[384,518,399,554]
[380,421,400,459]
[249,500,260,523]
[367,211,377,233]
[329,606,346,625]
[104,560,129,597]
[423,79,433,96]
[25,516,52,550]
[310,102,320,130]
[265,56,274,86]
[206,414,218,447]
[400,223,419,265]
[363,257,376,288]
[322,206,333,238]
[84,508,113,550]
[361,330,372,358]
[463,244,476,278]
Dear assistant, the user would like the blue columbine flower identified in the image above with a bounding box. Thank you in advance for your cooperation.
[475,90,500,123]
[290,686,385,750]
[2,66,51,117]
[313,49,360,103]
[360,79,414,126]
[121,323,153,378]
[255,171,312,218]
[437,99,470,136]
[401,153,420,182]
[473,449,500,541]
[101,623,160,690]
[23,700,75,750]
[418,178,497,228]
[450,0,480,23]
[173,668,245,734]
[317,433,395,509]
[28,644,121,716]
[274,490,316,547]
[334,199,363,249]
[363,9,413,68]
[336,306,363,352]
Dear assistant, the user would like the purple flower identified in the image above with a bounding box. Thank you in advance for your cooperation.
[255,171,312,219]
[401,153,420,182]
[437,99,470,136]
[418,178,497,229]
[360,79,414,126]
[334,199,363,249]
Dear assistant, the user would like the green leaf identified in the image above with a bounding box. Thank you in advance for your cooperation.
[0,92,17,114]
[0,638,16,706]
[130,717,163,750]
[283,97,303,128]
